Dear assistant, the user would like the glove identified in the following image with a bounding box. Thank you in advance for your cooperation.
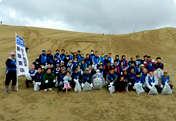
[53,79,56,83]
[38,82,41,85]
[161,85,163,88]
[45,80,48,83]
[121,72,123,75]
[106,81,109,84]
[110,82,114,86]
[128,82,132,86]
[151,83,155,86]
[142,85,145,88]
[149,86,152,90]
[82,83,84,88]
[74,79,78,82]
[90,83,93,87]
[165,82,168,85]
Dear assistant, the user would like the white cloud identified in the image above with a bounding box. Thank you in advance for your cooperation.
[0,0,2,3]
[173,0,176,4]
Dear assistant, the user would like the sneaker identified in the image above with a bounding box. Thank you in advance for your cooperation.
[44,89,47,92]
[11,86,16,91]
[48,88,52,91]
[116,91,119,93]
[122,90,126,93]
[58,91,61,94]
[5,86,9,93]
[26,85,29,88]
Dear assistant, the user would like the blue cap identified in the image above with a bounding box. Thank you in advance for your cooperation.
[42,49,45,52]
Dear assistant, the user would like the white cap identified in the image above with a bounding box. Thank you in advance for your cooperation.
[61,61,64,63]
[10,52,15,55]
[96,70,100,73]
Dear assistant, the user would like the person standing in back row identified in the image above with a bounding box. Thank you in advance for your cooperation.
[5,52,17,93]
[39,49,48,65]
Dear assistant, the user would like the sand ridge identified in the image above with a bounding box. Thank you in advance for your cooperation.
[0,24,176,121]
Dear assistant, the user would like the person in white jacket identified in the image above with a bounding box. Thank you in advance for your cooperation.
[154,68,163,80]
[145,71,159,91]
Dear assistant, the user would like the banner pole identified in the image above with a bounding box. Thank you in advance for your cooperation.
[15,33,18,91]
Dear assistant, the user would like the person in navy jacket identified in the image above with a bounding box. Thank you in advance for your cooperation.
[5,52,17,93]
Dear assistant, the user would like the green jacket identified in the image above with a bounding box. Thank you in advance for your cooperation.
[43,73,55,83]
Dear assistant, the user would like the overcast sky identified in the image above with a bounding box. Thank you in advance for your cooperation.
[0,0,176,34]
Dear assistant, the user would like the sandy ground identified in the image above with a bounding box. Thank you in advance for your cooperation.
[0,24,176,121]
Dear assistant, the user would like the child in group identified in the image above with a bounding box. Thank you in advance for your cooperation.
[63,71,72,94]
[116,75,127,93]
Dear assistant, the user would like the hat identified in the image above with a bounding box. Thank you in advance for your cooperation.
[85,68,89,71]
[61,61,64,63]
[140,64,144,67]
[96,70,100,73]
[41,66,45,69]
[10,52,15,55]
[42,49,45,52]
[56,64,60,67]
[123,68,127,72]
[69,60,73,63]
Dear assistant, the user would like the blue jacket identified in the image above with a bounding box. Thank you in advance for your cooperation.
[92,56,100,65]
[161,75,169,85]
[6,57,16,71]
[40,54,47,64]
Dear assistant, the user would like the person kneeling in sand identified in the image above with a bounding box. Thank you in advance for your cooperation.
[43,69,56,92]
[26,64,37,88]
[106,68,117,89]
[116,75,127,93]
[145,71,159,92]
[158,70,173,90]
[82,68,93,88]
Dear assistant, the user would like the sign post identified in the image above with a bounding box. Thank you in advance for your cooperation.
[15,33,28,91]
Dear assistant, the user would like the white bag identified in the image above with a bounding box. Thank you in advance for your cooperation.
[74,80,81,92]
[148,85,158,95]
[93,78,102,89]
[34,83,40,92]
[125,85,129,92]
[161,84,172,95]
[83,82,92,92]
[92,64,97,70]
[108,86,115,94]
[25,73,32,81]
[55,80,58,87]
[134,83,145,94]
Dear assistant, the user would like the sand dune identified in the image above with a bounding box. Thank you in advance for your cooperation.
[0,24,176,121]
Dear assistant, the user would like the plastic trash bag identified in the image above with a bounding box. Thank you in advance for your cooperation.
[83,82,92,92]
[34,83,40,91]
[148,85,158,95]
[134,83,145,94]
[125,85,129,92]
[93,78,102,89]
[161,84,172,95]
[55,80,58,87]
[25,73,32,81]
[108,85,115,94]
[74,80,81,92]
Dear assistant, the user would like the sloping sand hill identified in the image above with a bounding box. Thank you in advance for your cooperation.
[0,24,176,121]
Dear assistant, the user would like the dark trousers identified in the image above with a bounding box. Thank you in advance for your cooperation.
[43,81,53,89]
[25,76,35,86]
[5,70,16,86]
[116,81,127,92]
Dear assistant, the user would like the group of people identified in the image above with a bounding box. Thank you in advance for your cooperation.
[5,49,173,94]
